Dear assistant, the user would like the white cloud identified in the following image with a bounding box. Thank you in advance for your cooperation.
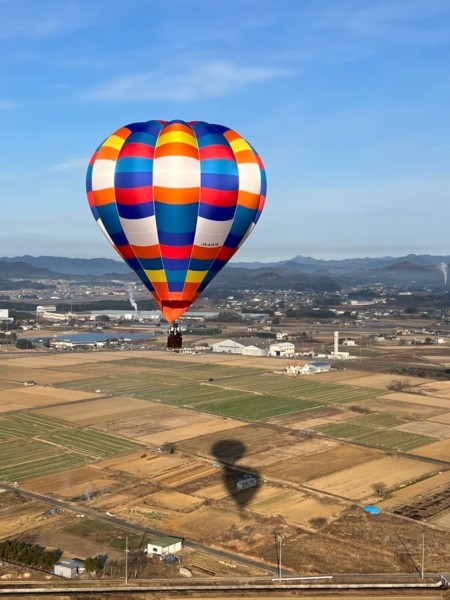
[50,157,88,171]
[85,60,289,103]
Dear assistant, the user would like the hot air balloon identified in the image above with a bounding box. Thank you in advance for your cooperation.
[86,120,266,327]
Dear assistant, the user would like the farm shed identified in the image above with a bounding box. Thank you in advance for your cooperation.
[236,475,258,490]
[54,559,85,579]
[269,342,295,357]
[147,536,183,556]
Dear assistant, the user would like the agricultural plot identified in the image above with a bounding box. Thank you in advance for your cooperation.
[305,456,438,500]
[395,420,450,439]
[0,439,87,482]
[264,445,380,483]
[40,428,144,459]
[63,518,147,551]
[176,423,298,460]
[37,396,158,425]
[21,464,114,498]
[356,429,435,451]
[247,486,346,528]
[212,373,384,405]
[0,413,68,440]
[411,438,450,461]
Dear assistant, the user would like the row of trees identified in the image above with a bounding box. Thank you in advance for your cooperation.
[0,540,60,570]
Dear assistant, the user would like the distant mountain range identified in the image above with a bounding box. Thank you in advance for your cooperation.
[0,254,448,291]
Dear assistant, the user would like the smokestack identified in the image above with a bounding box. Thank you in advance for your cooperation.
[438,262,448,285]
[334,331,339,355]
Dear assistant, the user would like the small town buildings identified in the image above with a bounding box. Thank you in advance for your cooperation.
[286,362,331,376]
[269,342,295,358]
[54,559,85,579]
[147,536,183,556]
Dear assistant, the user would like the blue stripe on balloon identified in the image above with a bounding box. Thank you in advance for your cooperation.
[155,202,198,234]
[117,202,154,219]
[196,134,230,147]
[201,159,238,176]
[199,203,235,221]
[115,171,153,188]
[201,173,238,191]
[97,204,125,236]
[138,257,164,270]
[260,171,267,195]
[109,230,129,247]
[207,259,227,273]
[86,165,93,192]
[126,131,158,145]
[189,258,213,271]
[223,232,243,249]
[163,258,191,270]
[165,270,188,283]
[116,157,153,172]
[167,281,185,292]
[158,230,195,245]
[228,205,255,237]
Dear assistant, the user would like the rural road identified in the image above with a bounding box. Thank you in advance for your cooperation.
[0,482,285,577]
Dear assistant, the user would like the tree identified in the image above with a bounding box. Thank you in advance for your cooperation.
[85,556,102,575]
[16,339,34,350]
[372,482,388,497]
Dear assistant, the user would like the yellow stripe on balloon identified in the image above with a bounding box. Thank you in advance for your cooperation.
[103,135,127,150]
[228,138,252,153]
[185,270,208,283]
[157,131,198,147]
[144,269,167,282]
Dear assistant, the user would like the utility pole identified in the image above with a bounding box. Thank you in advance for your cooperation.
[276,534,282,581]
[125,536,128,585]
[421,532,425,580]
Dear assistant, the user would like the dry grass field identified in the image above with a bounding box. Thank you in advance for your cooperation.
[0,386,97,412]
[379,470,450,510]
[411,438,450,461]
[21,465,114,498]
[264,444,381,484]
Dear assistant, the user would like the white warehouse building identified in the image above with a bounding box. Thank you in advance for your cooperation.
[269,342,295,358]
[211,339,245,354]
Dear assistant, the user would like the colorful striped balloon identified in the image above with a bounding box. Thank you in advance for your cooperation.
[86,120,266,322]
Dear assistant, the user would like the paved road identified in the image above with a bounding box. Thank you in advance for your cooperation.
[1,482,284,577]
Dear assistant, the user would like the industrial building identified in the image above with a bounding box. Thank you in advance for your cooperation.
[236,475,258,490]
[268,342,295,358]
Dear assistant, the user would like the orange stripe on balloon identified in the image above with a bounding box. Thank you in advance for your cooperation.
[162,123,194,136]
[114,126,132,139]
[93,188,116,206]
[223,129,240,142]
[155,142,199,159]
[237,190,260,210]
[191,246,220,260]
[234,149,258,163]
[131,244,161,259]
[96,146,120,160]
[154,187,199,204]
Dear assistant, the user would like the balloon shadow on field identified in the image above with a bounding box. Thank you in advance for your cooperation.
[211,439,260,510]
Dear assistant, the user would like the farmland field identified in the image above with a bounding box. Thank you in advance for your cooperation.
[0,439,87,482]
[40,428,144,458]
[305,456,439,500]
[264,445,381,483]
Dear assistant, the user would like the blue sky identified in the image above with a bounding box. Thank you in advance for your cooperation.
[1,0,450,261]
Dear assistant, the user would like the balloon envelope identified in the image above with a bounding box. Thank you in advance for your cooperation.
[86,120,266,322]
